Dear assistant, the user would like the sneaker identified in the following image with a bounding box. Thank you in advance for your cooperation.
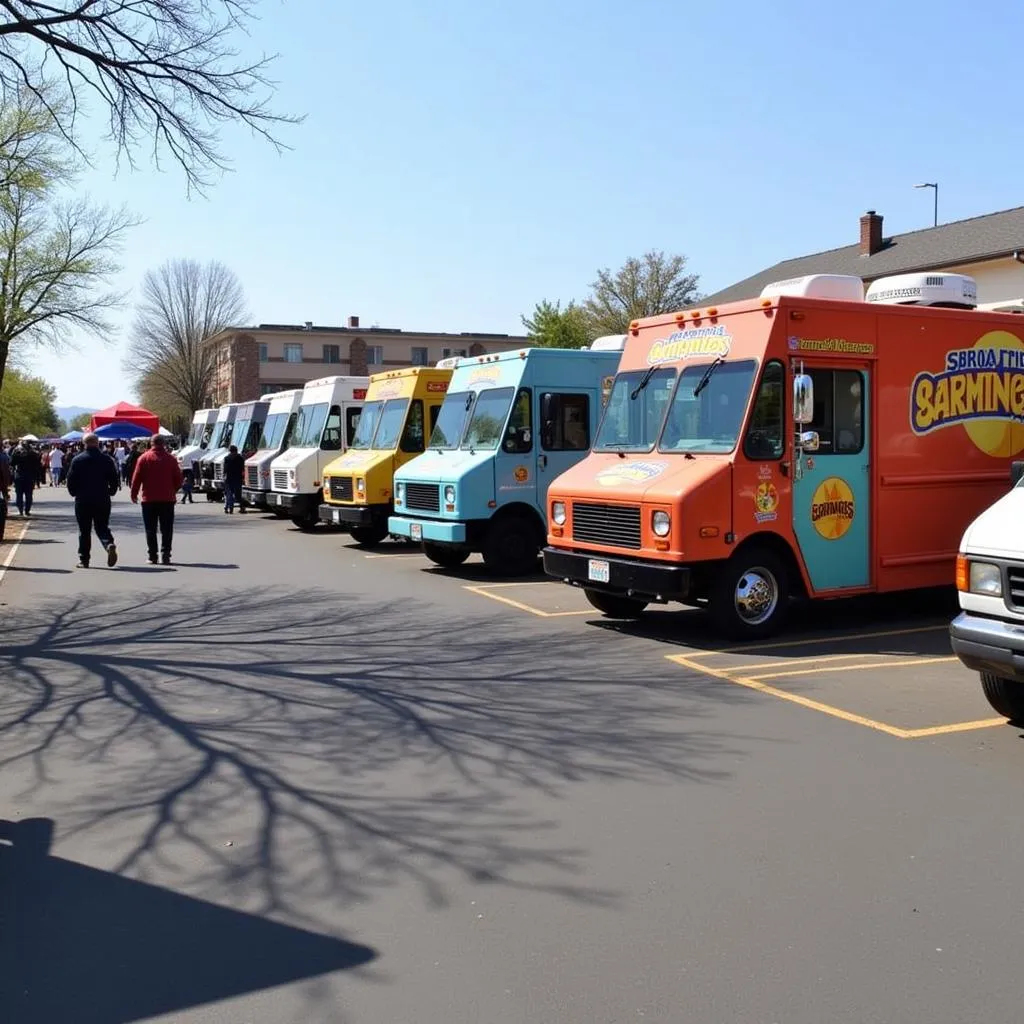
[77,560,89,568]
[148,554,158,565]
[162,554,171,565]
[106,543,118,568]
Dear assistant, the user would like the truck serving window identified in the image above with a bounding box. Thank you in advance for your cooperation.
[595,369,676,452]
[743,361,785,460]
[293,402,329,448]
[349,401,383,449]
[659,359,757,453]
[806,369,864,454]
[373,398,410,450]
[429,391,474,449]
[463,387,515,451]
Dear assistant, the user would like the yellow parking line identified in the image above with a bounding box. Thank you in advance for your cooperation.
[463,584,589,618]
[681,623,949,658]
[746,656,959,681]
[0,519,29,587]
[902,718,1007,738]
[363,552,426,559]
[469,581,556,589]
[729,653,878,673]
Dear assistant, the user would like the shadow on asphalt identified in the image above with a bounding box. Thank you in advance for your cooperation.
[1,566,73,575]
[0,817,376,1024]
[0,587,741,937]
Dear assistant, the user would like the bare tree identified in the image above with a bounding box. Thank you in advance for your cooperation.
[0,1,300,190]
[124,258,246,416]
[0,90,134,391]
[585,250,702,335]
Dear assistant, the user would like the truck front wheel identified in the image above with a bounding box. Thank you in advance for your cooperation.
[423,542,470,568]
[980,672,1024,722]
[482,516,539,576]
[584,589,648,619]
[710,547,789,640]
[292,509,319,532]
[350,522,388,547]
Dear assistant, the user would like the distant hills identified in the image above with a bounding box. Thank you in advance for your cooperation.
[56,406,96,421]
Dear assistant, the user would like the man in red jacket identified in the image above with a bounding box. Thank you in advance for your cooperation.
[130,434,184,565]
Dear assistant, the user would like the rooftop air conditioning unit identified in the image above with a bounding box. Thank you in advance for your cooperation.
[759,274,865,303]
[435,356,462,369]
[865,273,977,309]
[589,334,627,351]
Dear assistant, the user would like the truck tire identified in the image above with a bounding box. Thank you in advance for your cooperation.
[710,547,789,640]
[292,509,319,532]
[350,522,388,547]
[482,516,539,576]
[584,589,648,619]
[205,491,218,503]
[423,542,470,568]
[980,672,1024,721]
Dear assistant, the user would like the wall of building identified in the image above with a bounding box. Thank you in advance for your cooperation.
[934,257,1024,304]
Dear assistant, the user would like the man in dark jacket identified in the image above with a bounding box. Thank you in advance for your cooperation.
[10,441,41,516]
[222,444,246,514]
[65,432,120,568]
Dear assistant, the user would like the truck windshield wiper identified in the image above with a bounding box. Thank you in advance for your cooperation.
[692,357,725,398]
[630,366,658,400]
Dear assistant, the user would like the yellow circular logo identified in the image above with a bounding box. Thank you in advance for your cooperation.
[810,477,855,540]
[596,461,667,487]
[964,332,1024,457]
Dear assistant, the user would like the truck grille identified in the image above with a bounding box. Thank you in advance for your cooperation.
[1007,566,1024,609]
[214,461,224,481]
[406,482,440,513]
[273,469,289,491]
[329,477,353,501]
[246,465,258,489]
[200,462,213,482]
[571,503,642,550]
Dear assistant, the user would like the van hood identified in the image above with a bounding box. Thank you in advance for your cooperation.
[395,448,494,485]
[962,486,1024,557]
[551,452,730,502]
[272,446,317,470]
[325,448,386,474]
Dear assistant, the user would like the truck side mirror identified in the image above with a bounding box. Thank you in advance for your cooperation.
[1011,461,1024,487]
[798,430,820,452]
[794,373,814,424]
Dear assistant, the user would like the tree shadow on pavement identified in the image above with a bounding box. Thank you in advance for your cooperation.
[0,587,738,930]
[0,817,376,1024]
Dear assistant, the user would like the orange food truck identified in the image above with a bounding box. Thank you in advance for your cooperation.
[542,271,1024,638]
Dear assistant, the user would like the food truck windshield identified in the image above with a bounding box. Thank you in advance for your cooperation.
[594,359,758,454]
[293,402,329,448]
[372,399,410,450]
[256,411,289,450]
[350,401,383,449]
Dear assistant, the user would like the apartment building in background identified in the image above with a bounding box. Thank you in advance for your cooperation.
[206,315,531,405]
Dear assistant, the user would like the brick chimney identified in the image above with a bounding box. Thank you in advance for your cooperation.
[348,315,360,328]
[860,211,883,256]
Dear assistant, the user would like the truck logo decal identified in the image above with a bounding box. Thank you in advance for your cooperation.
[466,367,502,386]
[647,326,732,365]
[910,331,1024,456]
[810,477,855,539]
[787,335,875,355]
[595,461,667,487]
[754,481,779,523]
[513,465,529,483]
[375,382,403,399]
[426,381,449,392]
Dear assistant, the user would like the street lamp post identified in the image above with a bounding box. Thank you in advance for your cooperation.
[914,182,938,227]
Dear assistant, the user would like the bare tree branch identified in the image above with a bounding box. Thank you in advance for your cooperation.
[0,1,302,192]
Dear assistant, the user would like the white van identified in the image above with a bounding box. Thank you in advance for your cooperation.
[241,389,303,512]
[176,408,217,478]
[197,403,241,500]
[950,462,1024,719]
[267,376,368,529]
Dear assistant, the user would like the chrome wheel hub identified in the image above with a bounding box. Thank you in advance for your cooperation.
[734,568,778,626]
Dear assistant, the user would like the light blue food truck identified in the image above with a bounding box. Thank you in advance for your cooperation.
[387,341,624,575]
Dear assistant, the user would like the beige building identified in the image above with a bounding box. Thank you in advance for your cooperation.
[702,207,1024,307]
[206,315,530,405]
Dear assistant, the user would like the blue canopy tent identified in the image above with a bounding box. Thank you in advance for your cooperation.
[91,420,153,441]
[60,429,84,441]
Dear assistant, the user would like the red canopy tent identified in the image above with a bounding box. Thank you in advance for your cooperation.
[89,401,160,437]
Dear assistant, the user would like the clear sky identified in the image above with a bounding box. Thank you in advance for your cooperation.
[26,0,1024,410]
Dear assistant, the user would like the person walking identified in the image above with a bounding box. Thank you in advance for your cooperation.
[48,444,64,486]
[114,443,128,483]
[0,443,11,541]
[223,444,245,514]
[124,443,141,487]
[10,441,41,516]
[65,432,119,568]
[180,466,194,504]
[130,435,183,565]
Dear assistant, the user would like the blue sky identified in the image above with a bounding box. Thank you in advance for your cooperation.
[26,0,1024,409]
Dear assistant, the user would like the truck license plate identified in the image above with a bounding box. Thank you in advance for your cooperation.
[273,494,282,505]
[332,510,341,523]
[587,559,610,583]
[410,523,422,541]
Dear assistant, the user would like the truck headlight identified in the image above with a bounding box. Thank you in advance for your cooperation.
[652,510,671,537]
[395,481,404,504]
[552,501,566,526]
[444,484,456,504]
[969,561,1002,597]
[288,470,295,485]
[356,477,365,494]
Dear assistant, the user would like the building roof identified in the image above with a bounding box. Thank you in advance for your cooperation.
[702,206,1024,306]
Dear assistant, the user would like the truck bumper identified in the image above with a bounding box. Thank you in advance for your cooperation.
[241,488,268,508]
[200,479,221,495]
[388,515,467,545]
[949,611,1024,681]
[321,503,389,528]
[267,491,315,515]
[542,547,691,602]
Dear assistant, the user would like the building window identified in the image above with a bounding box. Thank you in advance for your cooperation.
[323,343,341,364]
[284,343,303,363]
[259,343,269,363]
[367,344,383,366]
[411,346,429,366]
[442,347,468,359]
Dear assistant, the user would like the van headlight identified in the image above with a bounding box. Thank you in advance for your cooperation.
[969,561,1002,596]
[395,481,404,504]
[444,484,456,504]
[356,477,365,494]
[552,501,566,526]
[652,510,671,537]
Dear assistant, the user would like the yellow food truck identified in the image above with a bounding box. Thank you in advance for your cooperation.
[320,365,451,545]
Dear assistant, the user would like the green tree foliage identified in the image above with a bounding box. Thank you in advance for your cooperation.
[0,366,59,438]
[521,299,592,349]
[67,411,92,431]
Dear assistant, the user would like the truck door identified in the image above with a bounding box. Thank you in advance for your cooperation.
[494,387,535,505]
[792,366,870,591]
[537,389,593,505]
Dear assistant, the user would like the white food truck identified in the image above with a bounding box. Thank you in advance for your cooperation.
[176,408,218,478]
[197,403,241,500]
[241,389,303,513]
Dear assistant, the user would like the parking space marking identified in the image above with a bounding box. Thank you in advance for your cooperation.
[681,623,950,658]
[746,656,960,682]
[463,583,591,618]
[667,650,1006,740]
[362,552,425,559]
[0,519,29,587]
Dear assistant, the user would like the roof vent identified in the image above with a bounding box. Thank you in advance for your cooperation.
[866,272,977,309]
[759,274,865,302]
[975,299,1024,314]
[589,334,627,352]
[435,356,462,369]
